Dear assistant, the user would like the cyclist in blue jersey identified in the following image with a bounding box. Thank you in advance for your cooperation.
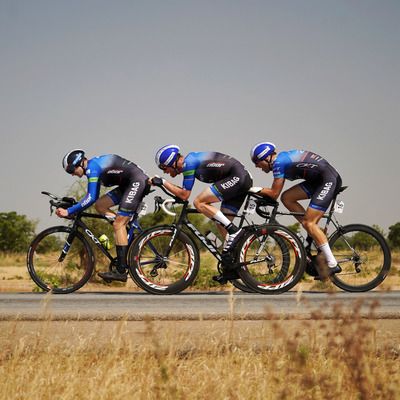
[150,145,253,253]
[250,142,342,280]
[56,150,150,282]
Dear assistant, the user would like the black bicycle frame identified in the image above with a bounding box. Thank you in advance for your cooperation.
[161,201,274,269]
[59,212,143,263]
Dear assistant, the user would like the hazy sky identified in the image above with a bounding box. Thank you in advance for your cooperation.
[1,0,399,234]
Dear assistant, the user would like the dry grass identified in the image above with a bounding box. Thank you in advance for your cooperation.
[1,297,400,400]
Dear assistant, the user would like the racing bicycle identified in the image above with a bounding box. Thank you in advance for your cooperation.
[127,187,306,295]
[26,191,148,293]
[252,186,392,292]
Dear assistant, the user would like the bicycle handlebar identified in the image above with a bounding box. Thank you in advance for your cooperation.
[161,198,179,216]
[41,191,77,216]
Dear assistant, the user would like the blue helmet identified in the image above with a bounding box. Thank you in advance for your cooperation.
[62,149,85,174]
[155,145,180,169]
[250,142,276,163]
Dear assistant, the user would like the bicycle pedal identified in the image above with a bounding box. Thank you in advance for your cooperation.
[212,275,228,285]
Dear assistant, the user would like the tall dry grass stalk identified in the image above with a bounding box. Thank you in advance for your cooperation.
[1,296,400,400]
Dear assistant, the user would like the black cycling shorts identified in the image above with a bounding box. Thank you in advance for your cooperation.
[210,167,253,213]
[301,172,342,212]
[107,175,149,217]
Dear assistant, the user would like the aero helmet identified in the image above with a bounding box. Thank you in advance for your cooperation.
[250,142,276,163]
[62,149,85,174]
[155,145,180,170]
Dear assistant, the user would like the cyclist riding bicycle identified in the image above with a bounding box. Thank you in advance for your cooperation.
[56,149,150,282]
[149,145,253,253]
[250,142,342,280]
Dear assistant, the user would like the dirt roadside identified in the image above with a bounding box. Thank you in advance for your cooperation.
[2,319,400,348]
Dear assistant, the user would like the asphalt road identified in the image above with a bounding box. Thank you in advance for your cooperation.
[0,290,398,320]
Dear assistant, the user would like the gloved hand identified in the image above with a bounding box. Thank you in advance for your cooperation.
[151,176,165,187]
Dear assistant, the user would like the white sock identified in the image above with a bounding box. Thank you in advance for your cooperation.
[212,210,233,229]
[318,243,337,268]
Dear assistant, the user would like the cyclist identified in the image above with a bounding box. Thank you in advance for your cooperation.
[250,142,342,279]
[150,145,253,253]
[56,149,150,282]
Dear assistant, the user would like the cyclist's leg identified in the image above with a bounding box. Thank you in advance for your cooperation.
[306,176,342,277]
[99,178,147,282]
[95,192,118,219]
[280,183,310,223]
[210,172,252,251]
[192,187,222,219]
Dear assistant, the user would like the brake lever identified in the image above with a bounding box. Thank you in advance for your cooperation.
[154,196,165,213]
[49,200,57,216]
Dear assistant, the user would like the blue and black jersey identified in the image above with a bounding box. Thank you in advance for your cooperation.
[67,155,149,217]
[181,151,252,213]
[273,150,342,211]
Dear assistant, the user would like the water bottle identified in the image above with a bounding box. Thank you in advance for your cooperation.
[98,233,113,250]
[205,231,222,248]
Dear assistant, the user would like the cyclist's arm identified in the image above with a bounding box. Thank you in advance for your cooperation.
[66,177,100,215]
[163,180,191,201]
[258,177,285,200]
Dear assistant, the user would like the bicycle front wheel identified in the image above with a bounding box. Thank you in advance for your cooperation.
[230,278,256,293]
[237,225,306,294]
[128,225,200,294]
[27,226,95,293]
[329,224,391,292]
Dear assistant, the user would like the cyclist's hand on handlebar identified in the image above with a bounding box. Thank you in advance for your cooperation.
[150,175,165,187]
[55,208,69,218]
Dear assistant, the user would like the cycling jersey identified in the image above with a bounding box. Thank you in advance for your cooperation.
[67,155,149,217]
[273,150,342,211]
[182,152,252,213]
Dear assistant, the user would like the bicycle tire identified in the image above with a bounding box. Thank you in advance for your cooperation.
[128,225,200,294]
[230,278,256,293]
[228,236,295,293]
[329,224,391,292]
[27,226,95,294]
[236,224,306,294]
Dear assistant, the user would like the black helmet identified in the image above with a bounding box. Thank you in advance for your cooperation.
[62,149,85,174]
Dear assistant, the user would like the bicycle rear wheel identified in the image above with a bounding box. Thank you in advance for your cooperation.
[237,225,306,294]
[329,224,391,292]
[27,226,95,293]
[128,225,200,294]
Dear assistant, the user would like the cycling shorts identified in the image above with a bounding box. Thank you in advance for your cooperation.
[300,173,342,212]
[210,167,253,213]
[107,174,150,217]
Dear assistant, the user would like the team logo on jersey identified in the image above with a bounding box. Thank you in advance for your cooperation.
[207,162,225,168]
[296,162,318,169]
[107,169,123,174]
[81,194,92,207]
[221,176,240,189]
